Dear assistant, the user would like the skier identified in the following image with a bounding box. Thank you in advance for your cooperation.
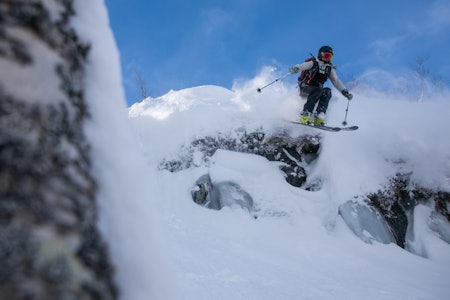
[289,45,353,125]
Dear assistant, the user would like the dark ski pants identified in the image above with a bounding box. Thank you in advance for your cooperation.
[300,85,332,114]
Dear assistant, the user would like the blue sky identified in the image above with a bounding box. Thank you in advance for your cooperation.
[105,0,450,106]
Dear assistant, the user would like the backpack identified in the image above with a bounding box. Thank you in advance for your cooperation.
[298,56,318,86]
[298,55,335,87]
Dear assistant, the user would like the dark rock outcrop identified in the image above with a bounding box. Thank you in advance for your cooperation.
[160,128,320,188]
[366,174,450,248]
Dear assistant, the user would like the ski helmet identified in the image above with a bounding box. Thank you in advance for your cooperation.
[318,45,333,61]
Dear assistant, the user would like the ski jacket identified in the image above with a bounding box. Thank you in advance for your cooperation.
[294,59,346,93]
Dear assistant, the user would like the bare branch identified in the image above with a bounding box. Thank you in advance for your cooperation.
[134,69,148,99]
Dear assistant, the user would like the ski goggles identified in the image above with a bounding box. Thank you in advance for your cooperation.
[321,52,333,61]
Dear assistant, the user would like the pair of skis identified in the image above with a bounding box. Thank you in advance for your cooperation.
[286,120,358,132]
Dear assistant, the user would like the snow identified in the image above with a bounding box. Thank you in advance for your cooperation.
[406,205,450,264]
[77,3,450,299]
[72,2,173,299]
[126,76,450,299]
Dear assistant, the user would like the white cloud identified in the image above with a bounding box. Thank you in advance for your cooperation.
[406,0,450,35]
[200,8,233,36]
[369,35,407,59]
[369,0,449,63]
[424,0,450,33]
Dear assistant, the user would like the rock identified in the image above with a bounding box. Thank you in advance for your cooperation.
[339,200,396,244]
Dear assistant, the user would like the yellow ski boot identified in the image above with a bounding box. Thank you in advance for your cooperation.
[300,111,312,124]
[314,112,326,126]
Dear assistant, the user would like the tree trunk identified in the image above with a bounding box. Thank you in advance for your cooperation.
[0,1,117,299]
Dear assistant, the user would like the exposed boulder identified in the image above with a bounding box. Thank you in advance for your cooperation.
[192,174,253,212]
[192,174,213,207]
[339,200,396,244]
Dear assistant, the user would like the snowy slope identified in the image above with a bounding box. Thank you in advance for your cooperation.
[127,70,450,300]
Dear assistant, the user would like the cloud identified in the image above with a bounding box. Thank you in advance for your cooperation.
[405,0,450,35]
[200,8,234,36]
[369,0,449,62]
[422,0,450,33]
[369,35,407,59]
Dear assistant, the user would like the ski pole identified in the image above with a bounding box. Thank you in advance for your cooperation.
[342,100,350,126]
[256,72,291,93]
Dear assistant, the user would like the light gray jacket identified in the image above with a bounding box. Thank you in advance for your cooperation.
[293,59,346,93]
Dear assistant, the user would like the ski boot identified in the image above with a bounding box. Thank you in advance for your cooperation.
[300,111,312,124]
[314,112,326,126]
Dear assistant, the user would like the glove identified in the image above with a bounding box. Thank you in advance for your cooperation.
[289,66,299,74]
[342,89,353,100]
